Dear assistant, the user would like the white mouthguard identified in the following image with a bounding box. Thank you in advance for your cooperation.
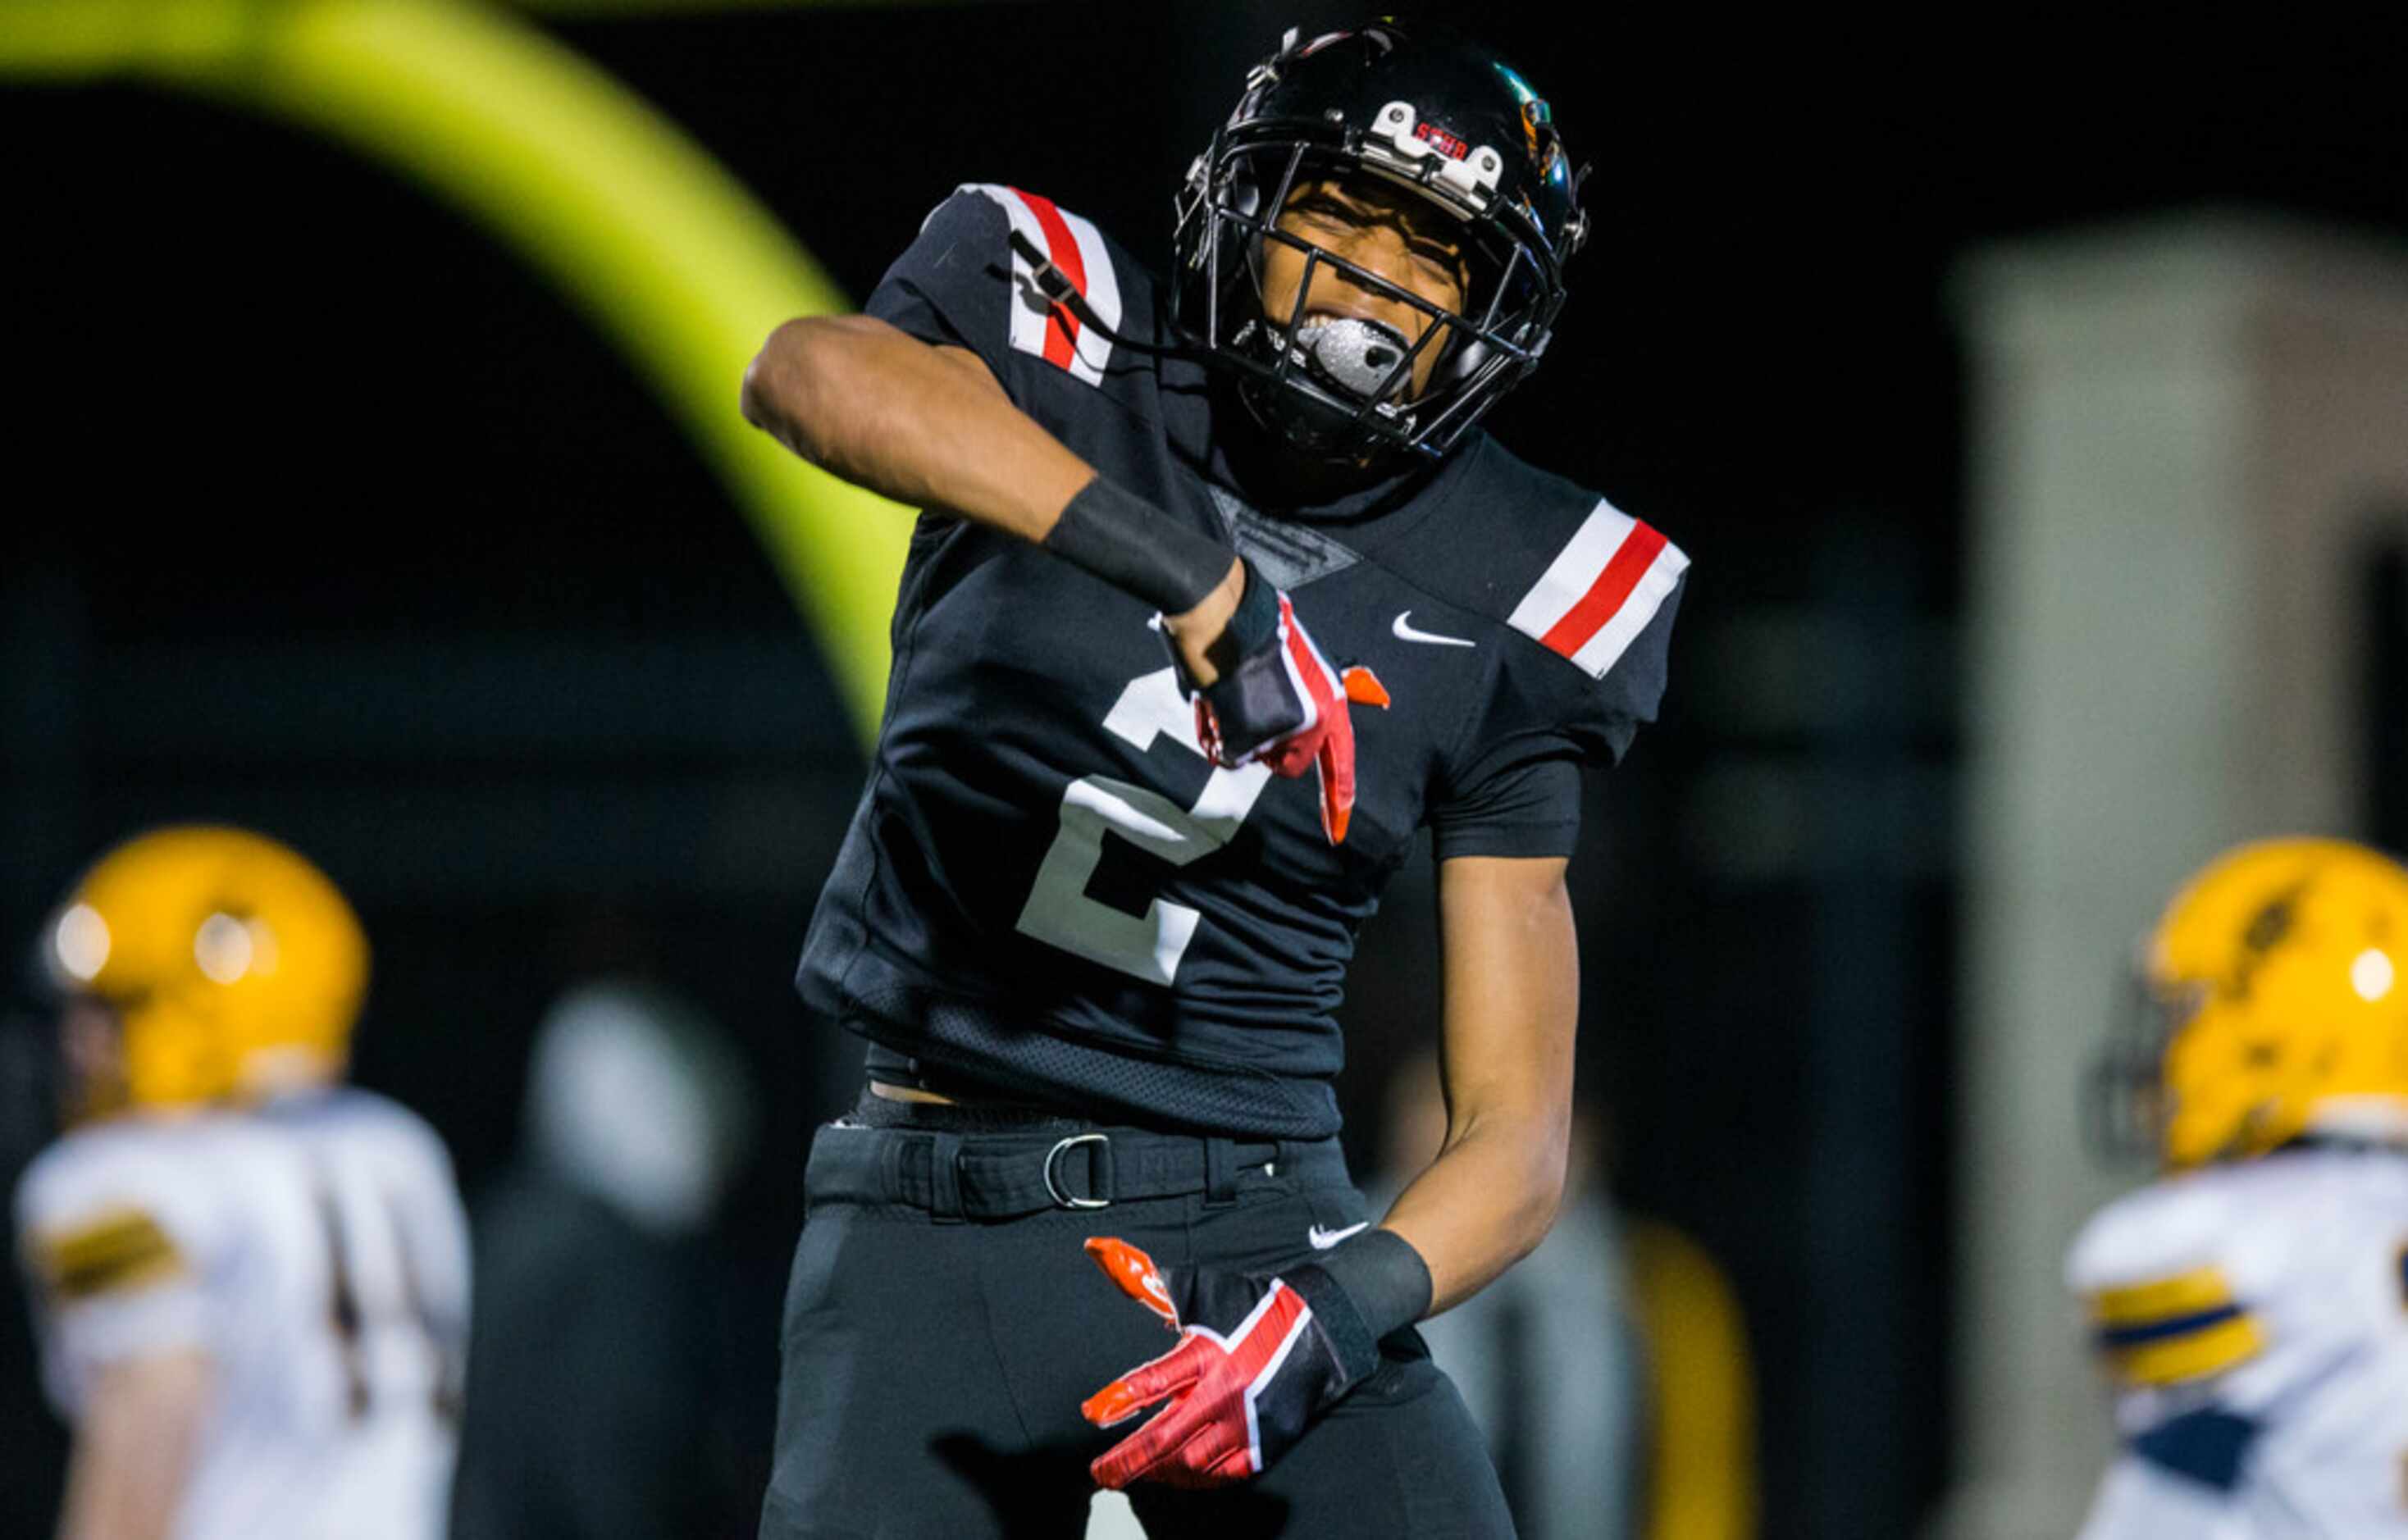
[1290,316,1411,399]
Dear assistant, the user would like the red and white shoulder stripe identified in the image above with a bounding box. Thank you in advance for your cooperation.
[1506,499,1690,680]
[956,184,1124,387]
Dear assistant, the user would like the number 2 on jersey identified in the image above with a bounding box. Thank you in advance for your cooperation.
[1015,667,1272,984]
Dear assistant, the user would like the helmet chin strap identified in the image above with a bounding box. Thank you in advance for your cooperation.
[1010,226,1412,462]
[1006,229,1212,363]
[1011,226,1421,400]
[1228,358,1410,470]
[1013,227,1434,467]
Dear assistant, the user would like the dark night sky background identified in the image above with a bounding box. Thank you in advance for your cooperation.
[6,3,2408,1534]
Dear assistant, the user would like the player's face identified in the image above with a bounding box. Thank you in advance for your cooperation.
[57,995,128,1123]
[1259,176,1471,399]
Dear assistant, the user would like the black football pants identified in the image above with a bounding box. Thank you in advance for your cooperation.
[759,1116,1516,1539]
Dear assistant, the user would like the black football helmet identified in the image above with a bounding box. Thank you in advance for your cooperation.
[1170,21,1588,464]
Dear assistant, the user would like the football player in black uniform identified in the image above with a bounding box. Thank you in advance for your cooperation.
[742,21,1686,1538]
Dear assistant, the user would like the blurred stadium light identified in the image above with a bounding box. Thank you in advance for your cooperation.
[0,0,909,740]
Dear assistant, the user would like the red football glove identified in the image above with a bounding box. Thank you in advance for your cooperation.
[1178,563,1389,845]
[1079,1237,1370,1490]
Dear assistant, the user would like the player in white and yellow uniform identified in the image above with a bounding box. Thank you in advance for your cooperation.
[2070,837,2408,1538]
[12,827,469,1540]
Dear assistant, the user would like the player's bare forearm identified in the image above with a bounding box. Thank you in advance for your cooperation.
[1380,854,1578,1314]
[1381,1105,1568,1314]
[741,315,1244,681]
[57,1350,211,1540]
[741,314,1092,544]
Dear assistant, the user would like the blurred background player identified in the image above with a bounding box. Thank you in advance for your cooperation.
[1376,1048,1642,1538]
[451,977,759,1540]
[2069,837,2408,1537]
[11,826,470,1540]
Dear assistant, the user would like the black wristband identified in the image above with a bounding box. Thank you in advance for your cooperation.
[1284,1228,1434,1389]
[1042,476,1237,616]
[1217,557,1281,656]
[1165,555,1283,704]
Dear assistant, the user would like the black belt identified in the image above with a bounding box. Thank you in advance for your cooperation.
[805,1120,1347,1220]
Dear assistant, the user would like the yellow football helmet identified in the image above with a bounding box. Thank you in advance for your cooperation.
[44,826,368,1115]
[2122,837,2408,1169]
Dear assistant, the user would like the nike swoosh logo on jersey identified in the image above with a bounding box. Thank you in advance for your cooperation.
[1392,612,1475,648]
[1307,1221,1371,1251]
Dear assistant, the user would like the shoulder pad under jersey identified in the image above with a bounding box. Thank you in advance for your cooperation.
[1399,435,1687,686]
[882,184,1149,394]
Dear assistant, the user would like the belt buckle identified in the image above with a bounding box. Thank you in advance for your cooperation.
[1043,1132,1114,1210]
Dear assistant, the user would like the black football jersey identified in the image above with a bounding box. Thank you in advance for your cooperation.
[796,185,1687,1138]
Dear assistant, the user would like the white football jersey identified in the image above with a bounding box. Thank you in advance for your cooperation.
[2065,1143,2408,1539]
[14,1087,470,1540]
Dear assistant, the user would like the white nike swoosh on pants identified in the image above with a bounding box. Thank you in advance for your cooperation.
[1391,612,1476,648]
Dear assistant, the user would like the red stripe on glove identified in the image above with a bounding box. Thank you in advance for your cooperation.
[1083,1279,1313,1489]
